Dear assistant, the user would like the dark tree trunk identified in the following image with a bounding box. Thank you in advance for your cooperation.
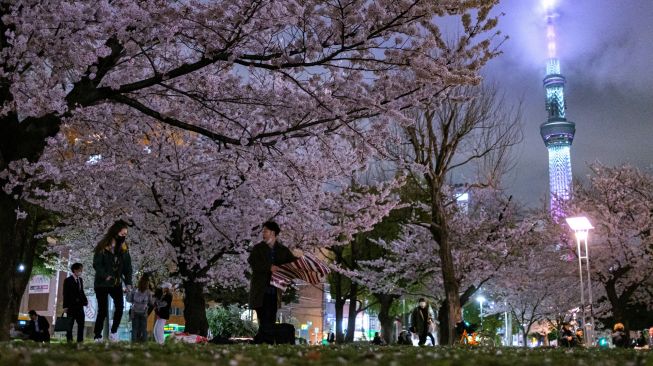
[375,293,398,344]
[431,200,461,346]
[345,282,358,343]
[182,279,208,336]
[0,112,61,341]
[332,272,346,343]
[438,299,449,345]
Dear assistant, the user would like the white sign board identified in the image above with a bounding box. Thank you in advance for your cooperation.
[28,275,50,294]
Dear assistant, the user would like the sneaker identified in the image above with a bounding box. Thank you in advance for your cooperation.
[94,337,103,343]
[109,332,119,342]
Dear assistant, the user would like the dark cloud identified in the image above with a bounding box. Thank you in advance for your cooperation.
[484,0,653,206]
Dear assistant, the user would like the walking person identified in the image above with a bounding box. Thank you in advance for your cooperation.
[648,326,653,348]
[93,220,133,342]
[25,310,50,343]
[410,298,432,346]
[63,262,88,343]
[153,282,173,345]
[248,221,296,341]
[128,275,153,342]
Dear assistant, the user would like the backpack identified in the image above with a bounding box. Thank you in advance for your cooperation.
[129,290,150,315]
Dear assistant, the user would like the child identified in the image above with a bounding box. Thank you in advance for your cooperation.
[128,276,153,342]
[153,282,173,344]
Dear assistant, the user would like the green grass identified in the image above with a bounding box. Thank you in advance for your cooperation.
[0,343,652,366]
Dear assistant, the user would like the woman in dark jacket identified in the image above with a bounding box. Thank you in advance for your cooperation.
[93,220,133,342]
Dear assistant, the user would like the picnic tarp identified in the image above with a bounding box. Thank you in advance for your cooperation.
[270,253,330,291]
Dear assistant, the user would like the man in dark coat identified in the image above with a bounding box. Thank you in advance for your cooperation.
[248,221,296,330]
[63,262,88,342]
[25,310,50,343]
[410,298,432,346]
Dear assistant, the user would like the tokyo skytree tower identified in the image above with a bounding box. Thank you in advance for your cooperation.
[540,0,575,216]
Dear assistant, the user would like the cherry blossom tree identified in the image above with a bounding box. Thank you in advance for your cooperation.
[0,0,501,339]
[492,217,577,347]
[354,186,530,345]
[27,116,402,335]
[385,83,523,344]
[569,163,653,332]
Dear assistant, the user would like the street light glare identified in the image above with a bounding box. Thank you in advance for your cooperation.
[565,216,594,231]
[476,296,486,303]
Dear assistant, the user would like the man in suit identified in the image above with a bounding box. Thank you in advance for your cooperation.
[63,262,88,342]
[26,310,50,342]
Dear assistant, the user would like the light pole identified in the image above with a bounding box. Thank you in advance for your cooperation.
[476,295,486,328]
[565,216,595,346]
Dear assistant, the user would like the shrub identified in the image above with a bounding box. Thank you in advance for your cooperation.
[206,304,257,338]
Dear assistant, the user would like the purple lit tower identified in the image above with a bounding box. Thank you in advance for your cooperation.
[540,1,575,216]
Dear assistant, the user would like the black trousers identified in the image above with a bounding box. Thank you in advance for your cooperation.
[66,307,86,342]
[255,292,278,328]
[94,286,124,338]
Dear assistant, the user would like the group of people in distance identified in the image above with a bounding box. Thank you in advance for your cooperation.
[16,220,173,343]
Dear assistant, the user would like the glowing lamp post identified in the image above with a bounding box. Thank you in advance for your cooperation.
[565,216,596,346]
[476,295,486,328]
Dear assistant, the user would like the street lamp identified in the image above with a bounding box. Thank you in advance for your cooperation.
[565,216,595,346]
[476,295,486,328]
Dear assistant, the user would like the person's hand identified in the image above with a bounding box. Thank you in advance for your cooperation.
[106,276,112,281]
[567,336,572,341]
[271,265,280,273]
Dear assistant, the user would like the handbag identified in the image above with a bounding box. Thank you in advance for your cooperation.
[54,313,73,332]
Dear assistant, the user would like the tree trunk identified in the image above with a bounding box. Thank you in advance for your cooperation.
[438,299,449,345]
[345,282,358,342]
[182,279,208,336]
[375,293,398,344]
[521,326,529,348]
[431,200,461,346]
[0,194,35,341]
[0,110,61,341]
[334,296,345,344]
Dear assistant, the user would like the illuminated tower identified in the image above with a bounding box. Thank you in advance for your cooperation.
[540,2,575,216]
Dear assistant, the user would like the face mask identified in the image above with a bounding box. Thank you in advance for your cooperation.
[115,235,126,245]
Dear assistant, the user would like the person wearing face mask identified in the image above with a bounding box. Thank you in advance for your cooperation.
[63,262,88,342]
[248,221,296,343]
[93,220,133,342]
[410,298,433,346]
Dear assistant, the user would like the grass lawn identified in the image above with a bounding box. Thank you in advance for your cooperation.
[0,342,652,366]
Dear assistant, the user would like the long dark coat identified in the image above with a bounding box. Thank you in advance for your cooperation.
[410,306,432,334]
[248,241,296,309]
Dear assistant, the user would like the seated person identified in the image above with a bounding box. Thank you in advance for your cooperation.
[631,330,646,348]
[372,332,385,345]
[9,323,27,339]
[559,323,577,347]
[25,310,50,343]
[612,323,627,348]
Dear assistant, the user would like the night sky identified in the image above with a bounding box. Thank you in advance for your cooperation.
[483,0,653,207]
